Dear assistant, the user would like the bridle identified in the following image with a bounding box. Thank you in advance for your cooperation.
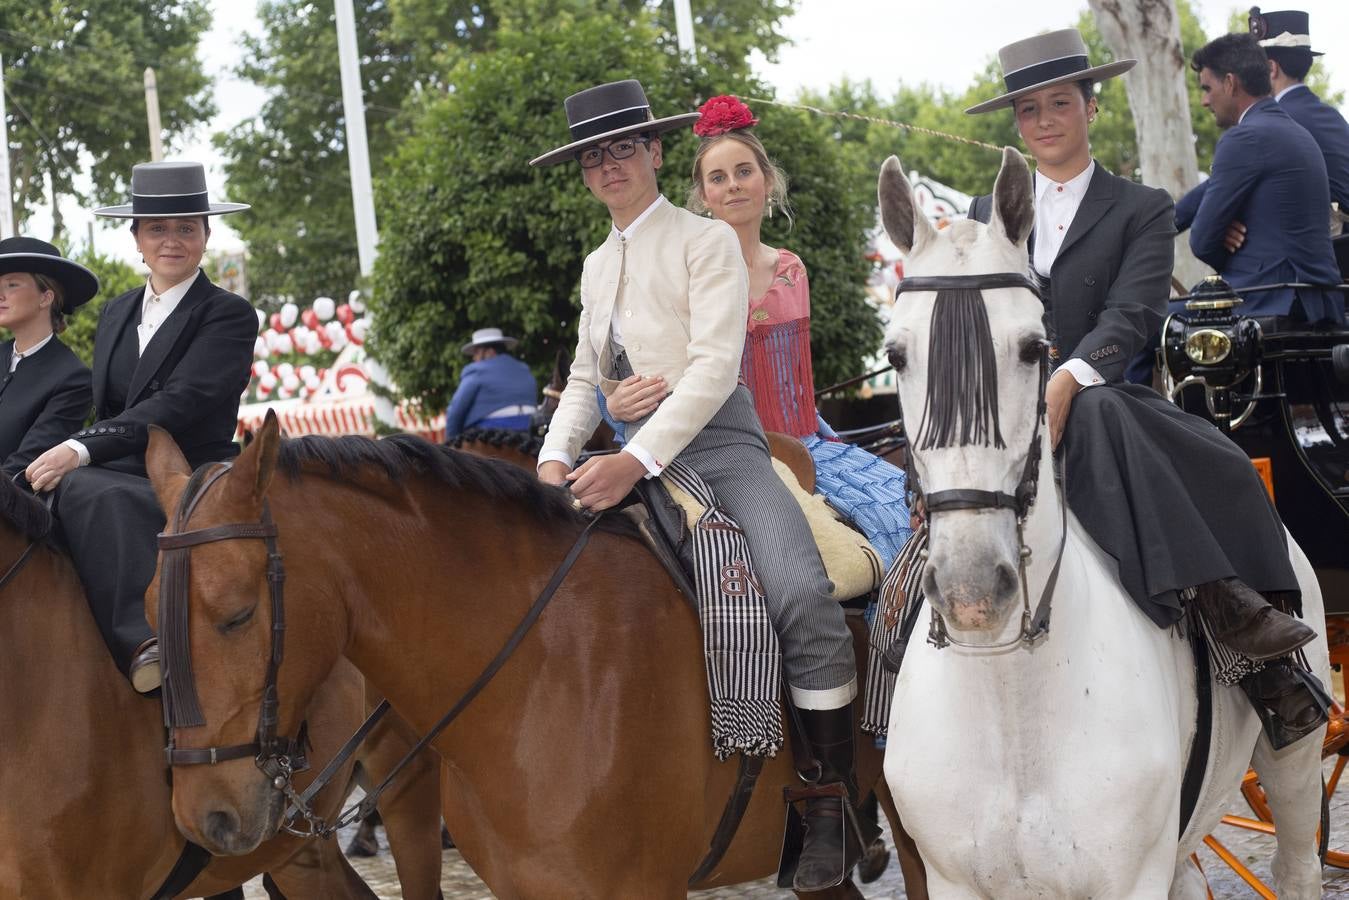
[893,273,1068,651]
[157,463,308,786]
[154,458,602,838]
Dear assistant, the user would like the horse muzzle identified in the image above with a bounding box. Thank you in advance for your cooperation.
[180,773,285,856]
[922,535,1021,632]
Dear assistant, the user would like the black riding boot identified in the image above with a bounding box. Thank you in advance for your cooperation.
[1192,578,1315,661]
[793,706,863,892]
[1240,660,1331,751]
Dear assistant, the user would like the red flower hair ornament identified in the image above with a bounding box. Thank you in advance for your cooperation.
[694,95,759,137]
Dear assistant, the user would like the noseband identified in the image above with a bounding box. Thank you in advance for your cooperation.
[157,464,308,787]
[893,273,1066,650]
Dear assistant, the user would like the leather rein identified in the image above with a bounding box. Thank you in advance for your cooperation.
[893,273,1068,651]
[155,462,603,838]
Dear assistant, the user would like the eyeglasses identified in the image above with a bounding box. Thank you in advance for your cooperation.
[576,137,651,169]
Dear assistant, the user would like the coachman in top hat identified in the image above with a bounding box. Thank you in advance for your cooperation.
[24,161,256,694]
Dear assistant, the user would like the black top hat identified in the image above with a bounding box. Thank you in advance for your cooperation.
[1249,8,1322,56]
[92,161,250,219]
[0,236,100,311]
[530,80,700,168]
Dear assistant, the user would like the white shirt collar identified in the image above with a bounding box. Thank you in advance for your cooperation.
[1034,159,1096,207]
[1275,83,1309,102]
[142,271,198,312]
[612,194,666,241]
[10,333,54,372]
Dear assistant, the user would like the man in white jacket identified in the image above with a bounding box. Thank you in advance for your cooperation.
[530,79,861,891]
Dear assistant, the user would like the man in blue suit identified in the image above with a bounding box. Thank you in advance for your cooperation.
[1182,33,1343,324]
[1253,8,1349,226]
[444,327,538,440]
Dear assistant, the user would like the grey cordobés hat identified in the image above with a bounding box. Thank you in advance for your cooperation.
[965,28,1137,115]
[93,161,250,218]
[529,79,700,168]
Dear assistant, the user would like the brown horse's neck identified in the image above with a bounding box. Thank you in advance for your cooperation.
[268,469,677,748]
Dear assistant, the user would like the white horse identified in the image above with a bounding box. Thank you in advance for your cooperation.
[878,148,1329,899]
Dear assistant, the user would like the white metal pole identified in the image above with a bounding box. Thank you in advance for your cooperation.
[0,52,14,238]
[673,0,697,61]
[144,67,165,162]
[333,0,378,278]
[333,0,393,426]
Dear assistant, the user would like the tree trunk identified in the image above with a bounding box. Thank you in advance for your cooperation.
[1088,0,1208,288]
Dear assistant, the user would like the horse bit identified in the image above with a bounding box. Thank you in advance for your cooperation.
[892,273,1068,651]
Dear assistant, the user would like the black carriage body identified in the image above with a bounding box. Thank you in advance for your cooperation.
[1167,289,1349,613]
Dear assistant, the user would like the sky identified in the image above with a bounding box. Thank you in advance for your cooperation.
[31,0,1349,269]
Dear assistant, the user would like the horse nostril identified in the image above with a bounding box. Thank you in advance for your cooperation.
[205,809,240,847]
[921,566,941,608]
[994,561,1019,601]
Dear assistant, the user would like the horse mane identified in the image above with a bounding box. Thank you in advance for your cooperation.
[915,287,1006,451]
[449,427,543,457]
[275,433,630,534]
[0,476,53,542]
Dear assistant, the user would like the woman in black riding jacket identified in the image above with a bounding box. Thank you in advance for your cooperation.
[963,28,1327,749]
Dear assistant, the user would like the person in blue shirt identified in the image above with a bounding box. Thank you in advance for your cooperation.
[443,327,538,440]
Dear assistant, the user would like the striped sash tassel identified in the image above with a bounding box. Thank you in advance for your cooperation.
[861,526,929,738]
[663,461,784,760]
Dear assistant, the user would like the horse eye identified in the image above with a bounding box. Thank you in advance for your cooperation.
[1019,338,1046,364]
[219,607,255,635]
[887,345,907,373]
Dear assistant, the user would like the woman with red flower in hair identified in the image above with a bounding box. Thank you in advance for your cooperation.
[606,96,913,573]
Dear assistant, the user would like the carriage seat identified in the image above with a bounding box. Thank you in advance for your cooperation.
[620,455,884,604]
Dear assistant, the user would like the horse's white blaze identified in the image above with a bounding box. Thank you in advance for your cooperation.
[878,151,1327,898]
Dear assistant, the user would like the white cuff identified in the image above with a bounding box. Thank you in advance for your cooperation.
[62,439,91,467]
[1059,358,1105,388]
[622,442,663,478]
[536,449,574,473]
[788,678,858,710]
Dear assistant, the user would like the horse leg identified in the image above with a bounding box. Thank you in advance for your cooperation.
[875,776,929,900]
[1250,730,1325,899]
[371,759,446,900]
[264,837,379,900]
[1167,856,1208,900]
[345,809,381,858]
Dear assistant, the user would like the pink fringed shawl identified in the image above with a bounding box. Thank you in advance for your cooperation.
[740,250,819,438]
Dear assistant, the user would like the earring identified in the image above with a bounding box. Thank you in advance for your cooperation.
[766,198,774,220]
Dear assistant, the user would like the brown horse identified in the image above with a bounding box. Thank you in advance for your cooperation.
[0,474,429,898]
[146,415,926,899]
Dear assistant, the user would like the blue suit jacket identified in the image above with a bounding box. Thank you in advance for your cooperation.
[1185,97,1343,322]
[1279,84,1349,216]
[443,353,538,439]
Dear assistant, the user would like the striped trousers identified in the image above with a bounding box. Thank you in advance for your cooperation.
[613,348,856,707]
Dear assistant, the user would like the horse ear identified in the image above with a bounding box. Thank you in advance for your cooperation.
[146,425,192,517]
[990,147,1034,248]
[878,155,937,256]
[228,409,281,506]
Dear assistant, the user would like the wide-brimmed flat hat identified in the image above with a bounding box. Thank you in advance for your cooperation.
[0,236,99,310]
[1249,8,1323,56]
[461,327,519,355]
[966,29,1136,115]
[530,79,700,168]
[93,161,249,218]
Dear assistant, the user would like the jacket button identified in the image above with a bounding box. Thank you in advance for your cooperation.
[622,275,630,285]
[1087,311,1097,320]
[1084,276,1096,286]
[632,343,642,352]
[624,309,632,318]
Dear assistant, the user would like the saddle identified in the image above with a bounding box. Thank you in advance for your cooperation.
[617,435,884,604]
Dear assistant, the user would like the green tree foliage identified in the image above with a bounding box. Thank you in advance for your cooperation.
[0,2,214,239]
[218,0,796,310]
[213,1,421,309]
[803,0,1223,200]
[369,13,877,409]
[61,250,143,366]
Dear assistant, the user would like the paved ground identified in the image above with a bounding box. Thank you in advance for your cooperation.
[239,752,1349,898]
